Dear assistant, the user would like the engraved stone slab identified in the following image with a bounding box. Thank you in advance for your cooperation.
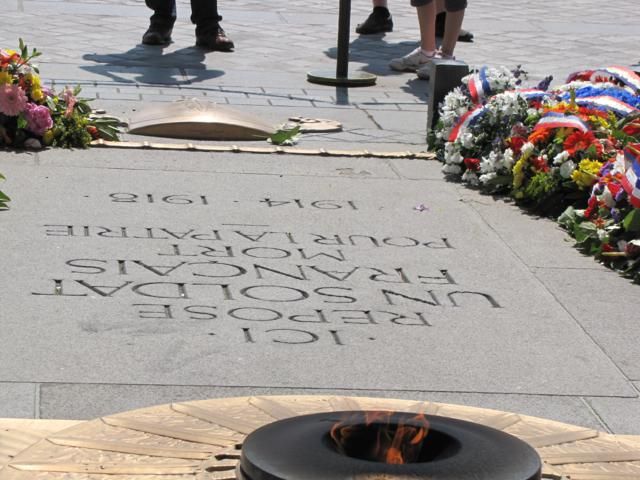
[128,99,276,141]
[0,150,634,406]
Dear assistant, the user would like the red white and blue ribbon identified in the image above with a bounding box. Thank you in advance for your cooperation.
[566,69,595,83]
[533,112,590,133]
[575,95,638,117]
[468,67,492,104]
[448,105,486,142]
[600,66,640,93]
[621,145,640,208]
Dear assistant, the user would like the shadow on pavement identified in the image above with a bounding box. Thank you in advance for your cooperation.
[81,44,224,85]
[324,35,429,100]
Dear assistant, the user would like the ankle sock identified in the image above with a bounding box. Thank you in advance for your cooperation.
[420,49,436,57]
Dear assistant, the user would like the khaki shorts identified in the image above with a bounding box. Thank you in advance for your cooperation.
[410,0,467,11]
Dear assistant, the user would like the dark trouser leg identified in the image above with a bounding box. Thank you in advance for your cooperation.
[191,0,221,33]
[145,0,177,26]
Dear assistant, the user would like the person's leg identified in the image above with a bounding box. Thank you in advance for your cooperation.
[356,0,393,34]
[417,0,438,52]
[142,0,176,45]
[435,2,473,41]
[192,0,234,51]
[440,0,466,57]
[389,0,439,72]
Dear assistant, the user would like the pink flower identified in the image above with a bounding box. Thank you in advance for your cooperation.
[0,83,28,116]
[62,87,76,117]
[24,102,53,136]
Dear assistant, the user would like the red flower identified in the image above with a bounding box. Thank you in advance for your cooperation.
[463,157,480,171]
[507,136,526,155]
[87,126,100,139]
[530,156,549,172]
[584,195,599,218]
[563,131,603,156]
[601,243,615,253]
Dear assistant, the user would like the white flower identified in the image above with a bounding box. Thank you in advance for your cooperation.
[444,142,463,164]
[479,172,497,184]
[559,160,576,179]
[553,150,570,165]
[521,142,534,156]
[502,148,515,169]
[460,132,474,149]
[462,170,479,186]
[442,164,462,175]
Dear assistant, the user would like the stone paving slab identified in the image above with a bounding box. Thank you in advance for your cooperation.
[535,269,640,381]
[0,384,36,418]
[586,395,640,435]
[35,383,607,432]
[0,155,635,398]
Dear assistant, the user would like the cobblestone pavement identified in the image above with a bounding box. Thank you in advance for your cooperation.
[1,0,638,147]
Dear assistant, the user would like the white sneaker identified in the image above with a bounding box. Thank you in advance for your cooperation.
[416,52,455,79]
[389,48,438,72]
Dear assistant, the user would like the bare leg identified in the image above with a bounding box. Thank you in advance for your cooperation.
[372,0,387,6]
[416,1,437,52]
[440,8,464,57]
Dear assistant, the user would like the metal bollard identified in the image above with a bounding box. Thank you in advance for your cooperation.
[424,59,470,146]
[307,0,376,87]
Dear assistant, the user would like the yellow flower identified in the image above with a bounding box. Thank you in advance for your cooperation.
[512,156,526,190]
[26,73,41,89]
[0,71,12,85]
[42,129,54,146]
[31,88,43,101]
[571,158,603,189]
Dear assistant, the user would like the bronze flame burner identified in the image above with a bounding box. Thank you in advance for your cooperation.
[238,411,541,480]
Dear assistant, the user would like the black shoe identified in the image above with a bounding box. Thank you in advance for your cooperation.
[434,11,474,42]
[142,22,173,45]
[196,25,234,51]
[355,7,393,34]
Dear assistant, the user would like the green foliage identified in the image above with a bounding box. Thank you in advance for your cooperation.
[269,125,301,146]
[623,209,640,233]
[523,172,559,202]
[90,116,121,142]
[51,112,92,148]
[0,173,9,210]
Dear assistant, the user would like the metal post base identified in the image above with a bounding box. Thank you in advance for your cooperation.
[307,70,377,87]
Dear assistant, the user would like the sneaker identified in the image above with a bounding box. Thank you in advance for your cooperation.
[142,22,173,45]
[389,48,438,72]
[355,7,393,34]
[195,25,234,51]
[416,52,455,80]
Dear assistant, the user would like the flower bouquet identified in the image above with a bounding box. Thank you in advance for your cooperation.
[432,65,640,282]
[0,39,122,209]
[1,40,120,149]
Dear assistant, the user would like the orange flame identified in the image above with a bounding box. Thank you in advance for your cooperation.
[331,411,430,464]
